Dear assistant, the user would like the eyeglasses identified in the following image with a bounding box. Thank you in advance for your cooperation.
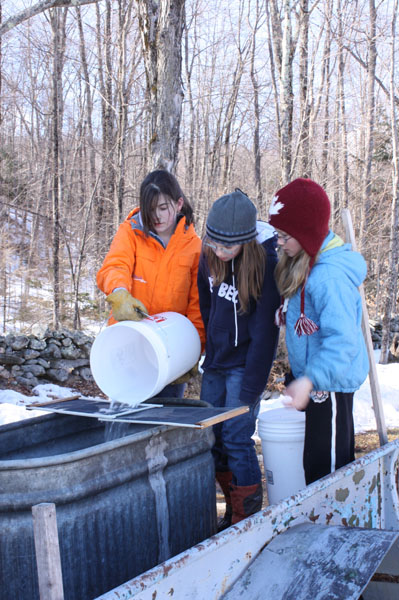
[274,231,292,244]
[204,241,237,256]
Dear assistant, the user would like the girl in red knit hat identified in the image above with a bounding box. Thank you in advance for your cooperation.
[269,178,369,484]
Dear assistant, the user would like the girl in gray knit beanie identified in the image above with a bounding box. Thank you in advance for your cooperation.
[198,189,280,529]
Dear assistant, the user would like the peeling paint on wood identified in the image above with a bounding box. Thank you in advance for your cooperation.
[223,523,398,600]
[335,487,350,502]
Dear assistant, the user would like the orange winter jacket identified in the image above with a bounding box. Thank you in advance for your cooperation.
[97,208,205,347]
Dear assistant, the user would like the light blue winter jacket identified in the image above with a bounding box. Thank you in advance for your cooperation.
[285,230,369,392]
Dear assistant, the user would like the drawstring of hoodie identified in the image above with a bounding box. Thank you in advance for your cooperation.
[232,257,238,347]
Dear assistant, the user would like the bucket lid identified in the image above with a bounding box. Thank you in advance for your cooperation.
[257,407,305,424]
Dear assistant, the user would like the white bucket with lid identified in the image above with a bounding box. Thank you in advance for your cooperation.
[257,406,306,505]
[90,312,201,407]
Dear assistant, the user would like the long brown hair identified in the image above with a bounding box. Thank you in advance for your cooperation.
[204,240,266,312]
[274,249,313,297]
[139,170,194,235]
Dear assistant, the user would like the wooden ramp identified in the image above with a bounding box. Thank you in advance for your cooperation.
[223,523,398,600]
[28,397,248,428]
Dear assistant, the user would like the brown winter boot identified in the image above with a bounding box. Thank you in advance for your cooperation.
[215,471,233,531]
[230,483,263,525]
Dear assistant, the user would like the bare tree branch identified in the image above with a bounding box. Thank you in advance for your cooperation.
[0,0,103,37]
[344,44,399,106]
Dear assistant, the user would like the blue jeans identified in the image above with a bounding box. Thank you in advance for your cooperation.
[200,368,261,486]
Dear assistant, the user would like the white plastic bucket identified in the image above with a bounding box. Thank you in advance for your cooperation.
[257,407,306,505]
[90,312,201,407]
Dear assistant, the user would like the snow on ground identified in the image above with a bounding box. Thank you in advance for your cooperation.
[0,352,398,432]
[0,383,103,426]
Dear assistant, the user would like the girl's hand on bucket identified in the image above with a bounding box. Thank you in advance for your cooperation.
[285,376,313,412]
[281,395,293,407]
[106,289,148,322]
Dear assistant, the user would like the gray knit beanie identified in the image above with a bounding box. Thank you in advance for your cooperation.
[206,189,257,245]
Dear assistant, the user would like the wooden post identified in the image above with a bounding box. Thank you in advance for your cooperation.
[341,209,388,445]
[32,503,64,600]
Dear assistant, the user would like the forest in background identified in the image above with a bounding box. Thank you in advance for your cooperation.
[0,0,398,364]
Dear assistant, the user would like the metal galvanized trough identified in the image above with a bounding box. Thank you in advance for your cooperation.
[94,437,399,600]
[0,402,217,600]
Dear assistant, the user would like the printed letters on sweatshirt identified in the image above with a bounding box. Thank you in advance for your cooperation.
[208,276,238,304]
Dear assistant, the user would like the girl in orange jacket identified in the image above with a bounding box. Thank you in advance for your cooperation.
[97,170,205,398]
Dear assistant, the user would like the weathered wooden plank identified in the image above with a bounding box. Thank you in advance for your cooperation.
[194,405,249,427]
[341,208,388,445]
[223,523,398,600]
[29,394,81,407]
[32,503,64,600]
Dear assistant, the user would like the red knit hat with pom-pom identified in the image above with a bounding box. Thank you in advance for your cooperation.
[269,178,331,337]
[269,178,330,258]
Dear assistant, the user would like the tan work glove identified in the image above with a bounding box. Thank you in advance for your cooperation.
[106,289,148,322]
[171,363,199,385]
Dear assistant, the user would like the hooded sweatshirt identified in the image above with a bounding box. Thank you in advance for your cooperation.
[97,208,205,346]
[197,222,280,404]
[285,230,369,392]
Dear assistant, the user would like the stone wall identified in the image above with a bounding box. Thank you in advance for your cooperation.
[1,315,399,389]
[0,329,94,388]
[369,316,399,355]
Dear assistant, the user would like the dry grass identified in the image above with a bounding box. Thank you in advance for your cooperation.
[354,428,399,457]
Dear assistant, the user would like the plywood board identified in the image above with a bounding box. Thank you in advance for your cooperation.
[27,398,249,429]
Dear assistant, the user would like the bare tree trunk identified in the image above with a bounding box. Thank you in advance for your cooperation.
[136,0,185,172]
[183,2,196,200]
[336,1,349,214]
[380,0,399,365]
[331,99,340,228]
[221,43,249,191]
[76,7,97,202]
[248,0,264,207]
[72,171,102,329]
[50,7,67,329]
[321,0,332,187]
[269,0,295,184]
[359,0,377,252]
[95,0,115,256]
[0,1,2,128]
[298,0,310,177]
[280,0,294,182]
[114,0,133,226]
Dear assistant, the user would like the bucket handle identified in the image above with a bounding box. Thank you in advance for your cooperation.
[143,314,171,359]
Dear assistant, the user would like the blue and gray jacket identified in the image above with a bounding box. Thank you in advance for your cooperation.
[285,230,369,392]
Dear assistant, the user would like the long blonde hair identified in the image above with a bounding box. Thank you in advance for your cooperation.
[203,240,266,313]
[274,249,313,297]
